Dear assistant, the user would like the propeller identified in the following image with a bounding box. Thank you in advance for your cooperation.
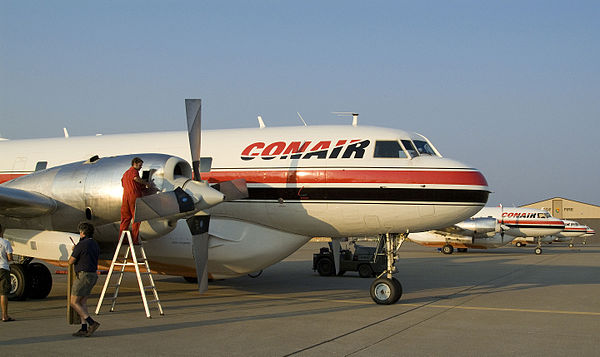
[135,99,248,293]
[183,99,248,293]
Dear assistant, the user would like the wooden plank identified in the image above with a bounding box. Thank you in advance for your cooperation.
[67,264,79,324]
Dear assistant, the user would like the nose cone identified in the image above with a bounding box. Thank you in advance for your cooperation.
[546,218,566,235]
[412,156,490,230]
[182,180,225,210]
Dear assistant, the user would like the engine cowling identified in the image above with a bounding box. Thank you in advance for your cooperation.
[2,154,208,237]
[455,217,499,238]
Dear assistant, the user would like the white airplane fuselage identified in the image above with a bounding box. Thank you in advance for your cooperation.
[0,126,489,278]
[551,220,588,242]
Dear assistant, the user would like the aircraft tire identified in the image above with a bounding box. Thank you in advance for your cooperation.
[442,244,454,255]
[316,257,335,276]
[27,263,53,299]
[370,277,400,305]
[391,277,403,304]
[358,264,373,278]
[8,264,30,301]
[534,247,542,255]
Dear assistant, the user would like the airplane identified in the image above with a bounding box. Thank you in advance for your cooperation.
[0,99,490,305]
[408,206,565,255]
[547,220,589,247]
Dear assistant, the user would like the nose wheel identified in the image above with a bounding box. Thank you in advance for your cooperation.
[370,277,402,305]
[369,233,406,305]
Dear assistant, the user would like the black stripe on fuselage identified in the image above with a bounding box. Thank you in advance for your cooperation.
[245,187,489,203]
[505,224,565,229]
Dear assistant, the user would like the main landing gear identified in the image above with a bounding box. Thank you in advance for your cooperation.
[369,233,406,305]
[8,258,53,301]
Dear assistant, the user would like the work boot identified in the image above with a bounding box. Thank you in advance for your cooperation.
[86,321,100,337]
[72,329,87,337]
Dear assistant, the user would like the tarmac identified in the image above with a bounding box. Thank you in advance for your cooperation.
[1,240,599,356]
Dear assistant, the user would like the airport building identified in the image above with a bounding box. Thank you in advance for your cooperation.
[521,197,599,243]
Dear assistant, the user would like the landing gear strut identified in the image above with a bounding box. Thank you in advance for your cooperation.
[369,233,405,305]
[534,237,543,255]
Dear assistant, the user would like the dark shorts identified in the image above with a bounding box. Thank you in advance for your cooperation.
[0,268,10,295]
[72,271,98,297]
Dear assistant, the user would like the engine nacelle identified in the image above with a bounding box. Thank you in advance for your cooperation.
[455,217,498,238]
[3,154,194,235]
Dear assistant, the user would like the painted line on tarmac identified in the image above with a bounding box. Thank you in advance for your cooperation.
[203,291,600,316]
[407,303,600,316]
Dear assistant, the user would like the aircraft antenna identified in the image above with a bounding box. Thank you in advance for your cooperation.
[63,127,69,139]
[257,115,266,129]
[332,112,359,127]
[297,112,308,126]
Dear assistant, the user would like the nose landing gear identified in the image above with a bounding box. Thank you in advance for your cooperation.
[369,233,406,305]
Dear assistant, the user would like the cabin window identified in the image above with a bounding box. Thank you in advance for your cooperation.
[401,140,419,158]
[413,140,436,155]
[374,141,407,158]
[35,161,48,171]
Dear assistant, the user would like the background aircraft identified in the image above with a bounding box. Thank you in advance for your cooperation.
[409,206,564,255]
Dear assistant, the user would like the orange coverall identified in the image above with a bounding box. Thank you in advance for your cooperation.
[119,166,145,244]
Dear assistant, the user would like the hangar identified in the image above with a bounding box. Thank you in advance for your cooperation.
[521,197,599,243]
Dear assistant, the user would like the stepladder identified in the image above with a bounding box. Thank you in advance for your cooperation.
[95,230,164,318]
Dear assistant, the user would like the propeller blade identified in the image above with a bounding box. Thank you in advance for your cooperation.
[212,178,249,201]
[185,99,202,181]
[134,187,194,222]
[187,215,210,293]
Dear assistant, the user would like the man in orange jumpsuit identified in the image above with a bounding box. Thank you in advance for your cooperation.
[119,157,151,245]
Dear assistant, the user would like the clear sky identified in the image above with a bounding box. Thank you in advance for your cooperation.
[1,1,599,207]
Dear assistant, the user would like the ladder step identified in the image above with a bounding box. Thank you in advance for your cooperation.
[96,231,161,317]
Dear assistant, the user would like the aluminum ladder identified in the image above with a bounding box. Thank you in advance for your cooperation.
[95,230,164,318]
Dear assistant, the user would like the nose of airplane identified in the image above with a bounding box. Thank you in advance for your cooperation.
[548,218,566,234]
[415,156,490,229]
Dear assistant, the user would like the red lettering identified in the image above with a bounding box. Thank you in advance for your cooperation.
[241,142,265,156]
[262,142,286,156]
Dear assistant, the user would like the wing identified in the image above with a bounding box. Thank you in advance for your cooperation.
[0,186,57,218]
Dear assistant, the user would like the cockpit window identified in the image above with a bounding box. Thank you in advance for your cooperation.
[537,213,550,218]
[413,140,436,155]
[374,141,407,158]
[401,140,419,158]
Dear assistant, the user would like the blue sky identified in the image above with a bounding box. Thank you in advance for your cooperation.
[1,1,599,206]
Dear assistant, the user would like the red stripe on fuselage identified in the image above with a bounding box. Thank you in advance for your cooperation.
[502,220,564,226]
[1,169,488,186]
[203,169,488,186]
[0,173,26,184]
